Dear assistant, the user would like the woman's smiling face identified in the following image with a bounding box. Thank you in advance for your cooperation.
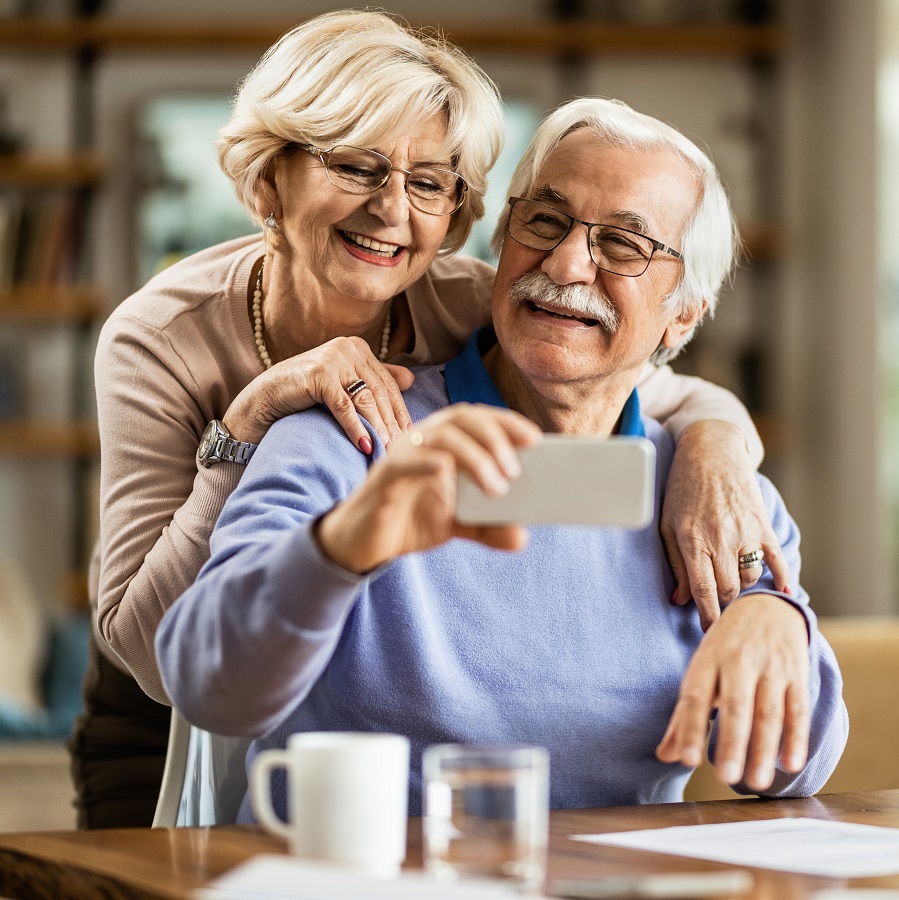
[267,113,454,308]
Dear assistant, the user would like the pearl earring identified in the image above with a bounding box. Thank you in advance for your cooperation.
[264,212,277,229]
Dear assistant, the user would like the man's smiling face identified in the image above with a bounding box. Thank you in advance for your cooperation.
[490,129,701,395]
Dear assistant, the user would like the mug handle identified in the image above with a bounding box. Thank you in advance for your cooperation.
[250,749,293,840]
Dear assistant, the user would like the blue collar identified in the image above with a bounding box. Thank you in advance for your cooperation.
[444,327,645,437]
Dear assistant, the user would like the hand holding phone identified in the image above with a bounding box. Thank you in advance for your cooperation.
[455,434,656,528]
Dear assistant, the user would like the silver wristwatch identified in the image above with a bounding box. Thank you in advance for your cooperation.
[198,419,258,468]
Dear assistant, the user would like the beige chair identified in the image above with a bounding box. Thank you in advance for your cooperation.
[684,615,899,801]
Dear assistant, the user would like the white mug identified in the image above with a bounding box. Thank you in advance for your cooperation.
[250,731,410,878]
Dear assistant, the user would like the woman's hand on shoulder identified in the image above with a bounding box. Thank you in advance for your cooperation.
[223,336,415,452]
[661,420,791,630]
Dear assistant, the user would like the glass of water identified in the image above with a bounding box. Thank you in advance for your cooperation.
[423,744,549,892]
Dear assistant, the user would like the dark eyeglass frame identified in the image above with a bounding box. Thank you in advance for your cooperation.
[506,196,685,277]
[299,143,468,217]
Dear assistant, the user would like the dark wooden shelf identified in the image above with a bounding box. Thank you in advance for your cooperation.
[754,411,791,457]
[0,18,786,59]
[0,421,100,458]
[0,285,103,323]
[0,152,103,187]
[740,223,786,263]
[441,21,786,58]
[62,568,90,611]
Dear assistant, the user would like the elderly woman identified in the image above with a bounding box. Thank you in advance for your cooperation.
[71,10,786,828]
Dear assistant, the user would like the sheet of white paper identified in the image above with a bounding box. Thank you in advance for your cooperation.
[572,816,899,878]
[194,855,548,900]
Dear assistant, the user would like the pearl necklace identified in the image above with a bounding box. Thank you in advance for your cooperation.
[252,261,272,370]
[252,257,392,370]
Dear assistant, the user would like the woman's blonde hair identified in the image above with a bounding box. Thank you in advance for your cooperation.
[217,9,504,254]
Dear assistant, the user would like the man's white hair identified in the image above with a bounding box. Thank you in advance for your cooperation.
[490,97,740,364]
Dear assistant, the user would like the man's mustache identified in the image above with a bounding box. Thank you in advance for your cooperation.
[509,272,620,333]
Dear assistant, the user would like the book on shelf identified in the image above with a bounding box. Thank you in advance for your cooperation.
[0,335,23,419]
[0,199,21,289]
[0,193,85,295]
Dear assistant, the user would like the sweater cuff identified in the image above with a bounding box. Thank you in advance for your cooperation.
[185,462,245,521]
[664,408,764,470]
[735,587,817,646]
[308,514,395,583]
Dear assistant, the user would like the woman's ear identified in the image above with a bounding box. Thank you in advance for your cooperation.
[252,160,282,224]
[661,300,707,350]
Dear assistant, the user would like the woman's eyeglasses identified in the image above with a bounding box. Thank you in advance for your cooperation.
[300,144,468,217]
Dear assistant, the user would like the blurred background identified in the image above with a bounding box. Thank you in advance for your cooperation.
[0,0,893,826]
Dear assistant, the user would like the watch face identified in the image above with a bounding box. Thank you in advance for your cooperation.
[199,421,222,462]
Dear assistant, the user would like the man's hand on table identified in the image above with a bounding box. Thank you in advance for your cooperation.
[655,593,810,792]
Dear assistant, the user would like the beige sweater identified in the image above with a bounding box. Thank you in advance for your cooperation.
[94,234,762,703]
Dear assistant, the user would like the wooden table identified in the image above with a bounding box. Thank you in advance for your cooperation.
[1,790,898,899]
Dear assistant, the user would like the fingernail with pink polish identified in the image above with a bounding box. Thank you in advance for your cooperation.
[670,588,678,605]
[358,436,373,455]
[783,584,792,595]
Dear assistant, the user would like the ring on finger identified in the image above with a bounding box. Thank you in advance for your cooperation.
[346,379,367,398]
[738,548,764,570]
[409,431,424,447]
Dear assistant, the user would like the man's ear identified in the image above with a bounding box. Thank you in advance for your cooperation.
[660,300,707,350]
[252,159,282,224]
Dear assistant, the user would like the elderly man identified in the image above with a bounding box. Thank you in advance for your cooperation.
[157,98,847,820]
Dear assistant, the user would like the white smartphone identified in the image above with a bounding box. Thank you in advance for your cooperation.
[455,435,656,528]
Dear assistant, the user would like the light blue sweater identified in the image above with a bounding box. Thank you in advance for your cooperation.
[156,329,848,822]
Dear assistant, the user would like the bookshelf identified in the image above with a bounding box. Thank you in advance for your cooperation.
[0,16,105,614]
[0,153,102,604]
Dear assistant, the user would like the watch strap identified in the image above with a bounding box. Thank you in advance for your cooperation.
[215,434,258,465]
[199,419,258,467]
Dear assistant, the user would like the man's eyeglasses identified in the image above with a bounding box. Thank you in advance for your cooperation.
[506,197,684,277]
[299,144,468,217]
